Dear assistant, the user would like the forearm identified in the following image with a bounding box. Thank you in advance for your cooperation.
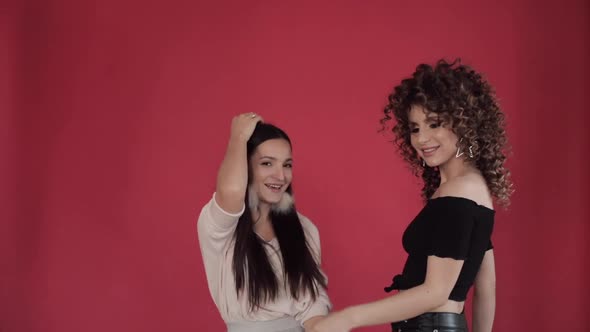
[346,285,447,329]
[472,292,495,332]
[216,136,248,197]
[303,316,324,331]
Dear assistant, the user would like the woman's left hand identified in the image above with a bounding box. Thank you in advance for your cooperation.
[306,310,354,332]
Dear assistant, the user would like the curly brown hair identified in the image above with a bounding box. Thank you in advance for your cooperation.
[381,59,514,207]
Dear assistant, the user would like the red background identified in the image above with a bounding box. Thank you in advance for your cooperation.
[2,1,589,331]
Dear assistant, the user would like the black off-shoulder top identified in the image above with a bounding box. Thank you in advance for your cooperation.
[384,196,495,301]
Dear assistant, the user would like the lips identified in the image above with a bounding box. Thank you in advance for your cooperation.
[421,146,439,157]
[265,183,284,193]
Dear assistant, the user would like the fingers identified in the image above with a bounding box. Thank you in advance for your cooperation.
[242,112,263,122]
[233,112,262,123]
[239,112,264,127]
[230,112,264,141]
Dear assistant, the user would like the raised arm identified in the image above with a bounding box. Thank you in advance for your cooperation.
[215,113,262,214]
[197,113,262,306]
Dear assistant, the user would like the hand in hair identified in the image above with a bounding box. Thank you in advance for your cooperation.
[216,113,264,214]
[230,112,263,142]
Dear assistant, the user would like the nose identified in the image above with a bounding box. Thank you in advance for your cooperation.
[273,166,286,181]
[416,129,430,146]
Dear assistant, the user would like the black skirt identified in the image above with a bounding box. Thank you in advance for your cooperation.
[391,312,468,332]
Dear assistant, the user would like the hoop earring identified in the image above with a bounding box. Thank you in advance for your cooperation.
[456,138,474,158]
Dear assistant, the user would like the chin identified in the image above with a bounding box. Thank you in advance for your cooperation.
[261,197,281,205]
[258,192,282,204]
[424,155,449,168]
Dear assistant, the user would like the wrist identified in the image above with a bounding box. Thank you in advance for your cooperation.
[303,315,323,329]
[229,133,249,144]
[342,306,362,329]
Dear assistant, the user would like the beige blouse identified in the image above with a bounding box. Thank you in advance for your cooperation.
[197,193,331,326]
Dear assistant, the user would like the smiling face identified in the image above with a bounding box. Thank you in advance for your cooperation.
[408,105,460,168]
[248,138,293,207]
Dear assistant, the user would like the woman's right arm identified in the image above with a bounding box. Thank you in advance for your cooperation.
[197,113,262,304]
[198,113,262,236]
[472,249,496,332]
[215,113,262,214]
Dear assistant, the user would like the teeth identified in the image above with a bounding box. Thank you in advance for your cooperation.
[266,184,282,189]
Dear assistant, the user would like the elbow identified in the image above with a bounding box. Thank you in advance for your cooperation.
[216,186,243,196]
[433,292,450,308]
[423,285,451,308]
[215,187,246,203]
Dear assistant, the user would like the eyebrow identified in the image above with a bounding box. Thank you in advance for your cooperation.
[258,156,293,162]
[410,116,441,125]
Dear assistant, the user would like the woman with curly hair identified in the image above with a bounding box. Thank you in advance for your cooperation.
[197,113,331,331]
[308,59,513,332]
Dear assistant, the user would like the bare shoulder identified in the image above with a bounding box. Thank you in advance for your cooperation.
[437,172,493,209]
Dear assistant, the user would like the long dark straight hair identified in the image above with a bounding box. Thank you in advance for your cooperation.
[232,123,327,310]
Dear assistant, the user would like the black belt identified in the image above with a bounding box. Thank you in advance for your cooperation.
[391,312,467,332]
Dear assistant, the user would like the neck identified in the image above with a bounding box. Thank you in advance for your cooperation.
[438,156,475,183]
[252,203,271,233]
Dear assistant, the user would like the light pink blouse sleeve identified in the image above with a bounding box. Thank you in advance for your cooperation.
[197,193,244,305]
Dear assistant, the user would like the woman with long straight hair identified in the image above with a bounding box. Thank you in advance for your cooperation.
[198,113,331,332]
